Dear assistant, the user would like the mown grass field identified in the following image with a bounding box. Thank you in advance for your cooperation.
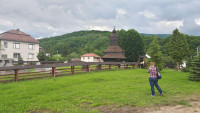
[0,69,199,113]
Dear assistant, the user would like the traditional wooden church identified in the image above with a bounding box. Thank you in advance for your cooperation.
[102,28,126,62]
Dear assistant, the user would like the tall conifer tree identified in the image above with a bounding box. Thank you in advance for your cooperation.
[189,54,200,81]
[168,29,189,69]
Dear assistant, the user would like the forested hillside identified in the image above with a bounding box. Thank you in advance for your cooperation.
[140,33,171,38]
[38,30,110,60]
[38,30,200,62]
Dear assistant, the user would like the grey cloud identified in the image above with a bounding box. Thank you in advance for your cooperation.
[0,0,200,38]
[180,19,200,35]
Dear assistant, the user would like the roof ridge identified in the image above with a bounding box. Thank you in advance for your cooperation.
[5,32,30,36]
[5,30,30,36]
[82,53,100,57]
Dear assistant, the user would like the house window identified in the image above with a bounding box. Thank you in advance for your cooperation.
[4,42,8,48]
[13,53,20,58]
[13,43,20,49]
[28,44,34,49]
[28,53,34,59]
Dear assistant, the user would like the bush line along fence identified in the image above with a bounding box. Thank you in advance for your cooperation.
[0,62,140,82]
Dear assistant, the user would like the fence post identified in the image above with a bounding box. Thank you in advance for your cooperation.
[52,67,56,77]
[14,69,18,81]
[138,63,140,68]
[126,64,129,69]
[132,64,134,69]
[99,64,102,70]
[109,64,111,70]
[118,64,121,69]
[71,66,74,75]
[87,65,90,72]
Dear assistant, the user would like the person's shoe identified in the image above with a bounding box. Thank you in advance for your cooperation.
[151,95,155,96]
[160,93,164,96]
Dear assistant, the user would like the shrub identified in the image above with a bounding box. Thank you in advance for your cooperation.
[181,67,190,72]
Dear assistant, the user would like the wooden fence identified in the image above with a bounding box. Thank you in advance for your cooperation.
[0,62,140,82]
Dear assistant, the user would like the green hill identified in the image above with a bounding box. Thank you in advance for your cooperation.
[38,30,111,60]
[140,33,171,38]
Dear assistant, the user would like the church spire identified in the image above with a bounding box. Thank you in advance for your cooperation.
[112,26,116,33]
[110,27,118,46]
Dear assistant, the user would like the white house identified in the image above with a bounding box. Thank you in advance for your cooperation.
[81,53,103,62]
[0,29,40,61]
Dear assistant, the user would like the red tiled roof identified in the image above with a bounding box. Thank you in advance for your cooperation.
[100,58,104,62]
[82,53,100,57]
[0,29,40,43]
[103,54,126,59]
[104,46,124,52]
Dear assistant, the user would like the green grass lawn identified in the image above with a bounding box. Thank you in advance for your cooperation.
[0,69,199,113]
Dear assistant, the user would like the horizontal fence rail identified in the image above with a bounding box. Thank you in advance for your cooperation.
[0,62,140,82]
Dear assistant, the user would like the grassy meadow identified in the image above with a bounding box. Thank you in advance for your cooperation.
[0,69,199,113]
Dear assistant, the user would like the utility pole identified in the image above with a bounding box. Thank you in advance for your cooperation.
[197,46,199,56]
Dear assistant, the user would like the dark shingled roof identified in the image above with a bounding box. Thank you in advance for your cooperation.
[0,29,40,43]
[104,46,125,52]
[103,54,126,59]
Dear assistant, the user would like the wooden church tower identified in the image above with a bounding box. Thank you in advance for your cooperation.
[102,28,126,62]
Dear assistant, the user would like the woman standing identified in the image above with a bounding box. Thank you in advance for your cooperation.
[148,62,163,96]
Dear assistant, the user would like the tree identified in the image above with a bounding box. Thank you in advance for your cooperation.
[161,36,171,56]
[168,29,189,69]
[185,35,200,57]
[67,52,80,61]
[118,29,145,62]
[142,35,157,53]
[147,38,163,71]
[37,51,49,61]
[48,54,66,61]
[18,55,24,65]
[118,29,127,47]
[188,54,200,81]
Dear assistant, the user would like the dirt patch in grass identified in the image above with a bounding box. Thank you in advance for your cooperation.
[94,105,142,113]
[93,95,200,113]
[146,101,200,113]
[146,95,200,113]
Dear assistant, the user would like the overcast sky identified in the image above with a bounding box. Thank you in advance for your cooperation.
[0,0,200,38]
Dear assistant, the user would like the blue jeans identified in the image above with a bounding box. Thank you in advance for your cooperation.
[149,77,162,95]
